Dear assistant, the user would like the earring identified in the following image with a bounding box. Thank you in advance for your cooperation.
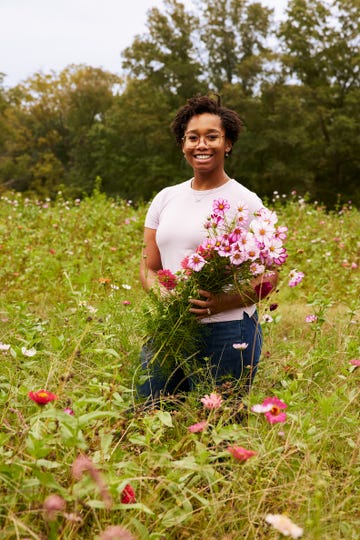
[225,151,229,158]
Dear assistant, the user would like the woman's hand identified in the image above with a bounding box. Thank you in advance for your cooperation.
[188,289,244,320]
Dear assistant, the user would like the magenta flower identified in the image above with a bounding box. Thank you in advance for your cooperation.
[288,269,305,287]
[251,396,287,424]
[254,281,273,300]
[188,420,208,433]
[64,408,74,415]
[227,445,257,461]
[305,314,317,323]
[122,300,131,306]
[201,392,223,409]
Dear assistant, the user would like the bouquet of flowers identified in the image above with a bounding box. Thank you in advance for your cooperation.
[143,198,288,377]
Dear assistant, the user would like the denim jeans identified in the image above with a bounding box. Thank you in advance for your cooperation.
[137,311,262,401]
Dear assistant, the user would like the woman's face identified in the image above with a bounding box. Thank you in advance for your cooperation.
[182,113,232,175]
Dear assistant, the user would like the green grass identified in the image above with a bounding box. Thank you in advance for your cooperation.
[0,190,359,539]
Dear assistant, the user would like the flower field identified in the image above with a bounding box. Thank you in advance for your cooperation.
[0,190,359,539]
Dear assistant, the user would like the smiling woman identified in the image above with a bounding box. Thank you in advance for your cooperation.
[137,94,279,404]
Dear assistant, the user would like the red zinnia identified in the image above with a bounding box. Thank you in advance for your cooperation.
[28,390,58,405]
[121,484,136,504]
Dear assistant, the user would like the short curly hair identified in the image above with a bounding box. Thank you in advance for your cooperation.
[171,95,243,151]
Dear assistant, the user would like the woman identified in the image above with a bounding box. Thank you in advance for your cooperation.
[138,95,277,401]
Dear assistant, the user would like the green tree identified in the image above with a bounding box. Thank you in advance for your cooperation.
[276,0,360,205]
[195,0,274,94]
[121,0,205,102]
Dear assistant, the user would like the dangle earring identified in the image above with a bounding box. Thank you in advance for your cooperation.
[225,151,229,158]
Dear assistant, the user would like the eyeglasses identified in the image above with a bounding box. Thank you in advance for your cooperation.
[182,133,225,147]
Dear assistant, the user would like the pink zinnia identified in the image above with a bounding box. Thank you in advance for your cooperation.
[227,445,257,461]
[157,269,178,290]
[251,396,287,424]
[201,392,223,409]
[188,420,208,433]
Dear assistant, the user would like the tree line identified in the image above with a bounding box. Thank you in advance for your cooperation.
[0,0,359,207]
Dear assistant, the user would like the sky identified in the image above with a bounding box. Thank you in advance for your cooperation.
[0,0,288,88]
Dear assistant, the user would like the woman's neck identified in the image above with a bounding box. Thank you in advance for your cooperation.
[191,173,230,191]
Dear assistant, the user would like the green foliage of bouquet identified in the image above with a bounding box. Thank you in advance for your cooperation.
[143,198,288,377]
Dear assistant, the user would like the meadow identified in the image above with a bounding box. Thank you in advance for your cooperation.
[0,189,359,540]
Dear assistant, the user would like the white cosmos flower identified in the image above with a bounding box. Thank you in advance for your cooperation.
[265,514,303,538]
[21,347,37,357]
[0,342,11,351]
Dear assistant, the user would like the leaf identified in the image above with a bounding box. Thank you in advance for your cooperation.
[156,410,173,428]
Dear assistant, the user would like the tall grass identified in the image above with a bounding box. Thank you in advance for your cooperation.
[0,190,359,539]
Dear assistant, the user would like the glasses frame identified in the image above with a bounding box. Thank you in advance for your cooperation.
[181,132,226,147]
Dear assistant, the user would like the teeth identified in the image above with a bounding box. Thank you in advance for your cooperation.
[195,155,211,159]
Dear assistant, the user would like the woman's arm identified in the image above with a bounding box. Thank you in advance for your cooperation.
[139,227,163,292]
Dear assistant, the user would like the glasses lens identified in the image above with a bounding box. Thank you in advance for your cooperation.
[183,134,222,146]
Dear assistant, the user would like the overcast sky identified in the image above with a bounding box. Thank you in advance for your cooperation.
[0,0,287,88]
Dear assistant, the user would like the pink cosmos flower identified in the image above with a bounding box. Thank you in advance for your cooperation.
[122,300,131,306]
[64,408,74,415]
[72,454,112,508]
[43,494,66,521]
[288,269,305,287]
[349,359,360,367]
[305,314,317,323]
[187,253,207,272]
[188,420,208,433]
[201,392,223,409]
[227,445,257,461]
[100,525,136,540]
[274,225,288,241]
[265,514,303,538]
[213,198,230,215]
[251,397,287,424]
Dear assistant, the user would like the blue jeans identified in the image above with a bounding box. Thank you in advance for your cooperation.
[137,312,262,401]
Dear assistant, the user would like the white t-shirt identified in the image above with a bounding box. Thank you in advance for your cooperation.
[145,178,263,322]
